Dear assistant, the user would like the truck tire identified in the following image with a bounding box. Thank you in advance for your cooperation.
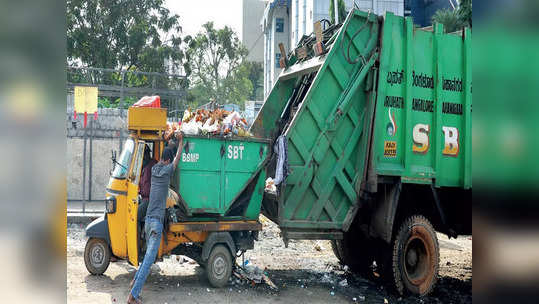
[391,215,439,296]
[330,240,343,262]
[84,238,111,275]
[206,245,232,288]
[334,230,374,273]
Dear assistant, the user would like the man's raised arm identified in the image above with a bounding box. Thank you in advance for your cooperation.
[172,132,183,169]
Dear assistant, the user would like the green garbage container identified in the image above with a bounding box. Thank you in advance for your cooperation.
[171,135,270,221]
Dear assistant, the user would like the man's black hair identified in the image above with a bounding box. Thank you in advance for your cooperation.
[162,147,175,163]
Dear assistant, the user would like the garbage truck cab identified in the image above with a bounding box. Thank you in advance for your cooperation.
[84,106,269,288]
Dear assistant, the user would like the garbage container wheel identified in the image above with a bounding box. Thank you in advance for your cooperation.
[206,245,232,288]
[84,238,111,275]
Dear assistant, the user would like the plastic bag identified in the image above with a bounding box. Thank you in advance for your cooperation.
[181,120,201,135]
[201,119,219,134]
[182,109,194,122]
[223,111,241,125]
[264,177,277,194]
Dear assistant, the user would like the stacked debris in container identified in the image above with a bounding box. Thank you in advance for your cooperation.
[175,108,252,137]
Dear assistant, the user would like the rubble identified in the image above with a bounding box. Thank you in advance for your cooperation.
[68,219,472,303]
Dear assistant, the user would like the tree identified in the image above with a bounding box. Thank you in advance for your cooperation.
[243,61,264,101]
[432,0,472,33]
[67,0,185,76]
[183,22,252,107]
[458,0,472,27]
[329,0,347,24]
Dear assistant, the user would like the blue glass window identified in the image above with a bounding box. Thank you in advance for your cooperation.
[275,53,281,68]
[276,18,284,33]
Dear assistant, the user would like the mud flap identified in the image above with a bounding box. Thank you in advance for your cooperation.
[201,232,236,263]
[85,215,111,245]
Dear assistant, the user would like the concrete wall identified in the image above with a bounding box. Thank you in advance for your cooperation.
[67,102,128,202]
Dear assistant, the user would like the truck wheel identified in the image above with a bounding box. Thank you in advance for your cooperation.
[335,230,374,273]
[330,240,343,262]
[84,238,111,275]
[206,245,232,288]
[391,215,439,296]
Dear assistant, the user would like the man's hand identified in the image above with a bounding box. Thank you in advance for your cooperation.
[172,132,183,169]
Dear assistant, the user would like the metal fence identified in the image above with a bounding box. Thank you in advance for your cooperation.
[66,67,187,214]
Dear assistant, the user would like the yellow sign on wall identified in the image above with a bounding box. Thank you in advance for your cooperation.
[74,86,98,113]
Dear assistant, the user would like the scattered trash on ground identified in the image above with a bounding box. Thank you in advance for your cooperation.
[232,264,278,290]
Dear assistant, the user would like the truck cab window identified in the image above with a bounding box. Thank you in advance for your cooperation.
[112,138,135,179]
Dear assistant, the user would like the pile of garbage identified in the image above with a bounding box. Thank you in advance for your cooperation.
[178,108,253,137]
[164,122,180,141]
[232,262,278,290]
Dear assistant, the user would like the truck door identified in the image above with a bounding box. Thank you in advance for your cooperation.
[126,140,145,266]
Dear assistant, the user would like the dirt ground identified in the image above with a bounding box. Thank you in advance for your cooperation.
[67,217,471,304]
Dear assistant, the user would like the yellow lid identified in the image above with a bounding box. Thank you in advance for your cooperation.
[127,107,167,131]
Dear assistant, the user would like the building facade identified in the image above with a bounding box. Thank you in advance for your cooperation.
[261,0,290,98]
[242,0,266,63]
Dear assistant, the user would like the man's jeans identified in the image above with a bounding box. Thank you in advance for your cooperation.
[130,217,162,299]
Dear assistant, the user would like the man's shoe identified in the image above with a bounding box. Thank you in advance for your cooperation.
[127,293,142,304]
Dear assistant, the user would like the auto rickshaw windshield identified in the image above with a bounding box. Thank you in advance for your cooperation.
[112,138,135,179]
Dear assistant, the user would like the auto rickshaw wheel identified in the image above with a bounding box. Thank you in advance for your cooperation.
[84,238,111,275]
[206,245,232,288]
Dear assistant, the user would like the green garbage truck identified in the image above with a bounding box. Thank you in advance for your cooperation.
[251,10,471,296]
[84,8,471,297]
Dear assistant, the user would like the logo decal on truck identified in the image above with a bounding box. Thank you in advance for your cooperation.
[411,124,460,156]
[384,141,397,158]
[387,108,397,136]
[442,127,459,156]
[182,153,199,163]
[227,145,245,160]
[412,124,430,154]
